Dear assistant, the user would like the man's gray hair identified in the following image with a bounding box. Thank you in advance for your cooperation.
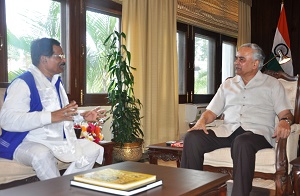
[240,43,265,70]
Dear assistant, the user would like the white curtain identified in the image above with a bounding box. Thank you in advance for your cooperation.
[122,0,179,147]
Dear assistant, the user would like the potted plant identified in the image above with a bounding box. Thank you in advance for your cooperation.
[104,31,144,161]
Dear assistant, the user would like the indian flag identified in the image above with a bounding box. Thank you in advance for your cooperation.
[267,2,293,76]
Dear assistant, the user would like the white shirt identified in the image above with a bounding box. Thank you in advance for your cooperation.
[207,71,292,147]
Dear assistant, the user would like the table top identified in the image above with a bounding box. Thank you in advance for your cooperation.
[0,161,229,196]
[147,142,183,151]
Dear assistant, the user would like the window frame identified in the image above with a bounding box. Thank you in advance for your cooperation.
[0,0,121,106]
[0,2,237,106]
[0,0,8,82]
[177,22,237,104]
[82,0,122,106]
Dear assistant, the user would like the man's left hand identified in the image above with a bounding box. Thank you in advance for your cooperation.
[80,106,107,122]
[272,120,291,142]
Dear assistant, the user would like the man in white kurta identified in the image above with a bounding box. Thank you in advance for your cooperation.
[0,38,104,180]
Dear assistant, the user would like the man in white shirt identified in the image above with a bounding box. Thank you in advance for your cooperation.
[181,43,293,196]
[0,38,104,180]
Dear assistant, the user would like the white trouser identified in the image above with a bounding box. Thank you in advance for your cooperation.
[13,140,103,180]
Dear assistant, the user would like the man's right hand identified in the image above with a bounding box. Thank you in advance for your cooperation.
[188,118,209,134]
[51,100,78,123]
[187,110,217,134]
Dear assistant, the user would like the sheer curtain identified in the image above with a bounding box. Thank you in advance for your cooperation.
[238,0,252,47]
[122,0,179,146]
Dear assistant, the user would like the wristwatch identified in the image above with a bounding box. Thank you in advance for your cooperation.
[280,118,292,125]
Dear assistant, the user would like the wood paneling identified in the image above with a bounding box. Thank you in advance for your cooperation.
[251,0,300,75]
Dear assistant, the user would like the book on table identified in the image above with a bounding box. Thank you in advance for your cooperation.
[70,168,163,195]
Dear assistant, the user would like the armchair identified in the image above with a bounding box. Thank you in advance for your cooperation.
[190,70,300,195]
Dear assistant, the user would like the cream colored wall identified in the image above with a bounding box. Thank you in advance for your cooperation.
[80,103,208,142]
[78,106,113,142]
[178,103,208,139]
[178,104,189,139]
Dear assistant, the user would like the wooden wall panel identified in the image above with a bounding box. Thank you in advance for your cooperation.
[251,0,300,75]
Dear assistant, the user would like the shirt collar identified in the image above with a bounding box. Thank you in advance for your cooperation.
[233,71,263,86]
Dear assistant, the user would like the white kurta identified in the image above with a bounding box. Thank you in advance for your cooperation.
[0,65,103,166]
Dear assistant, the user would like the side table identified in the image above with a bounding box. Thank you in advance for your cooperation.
[147,142,182,167]
[99,141,115,165]
[291,156,300,196]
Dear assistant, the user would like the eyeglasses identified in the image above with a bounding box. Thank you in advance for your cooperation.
[52,54,66,59]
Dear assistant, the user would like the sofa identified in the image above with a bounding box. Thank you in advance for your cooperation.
[0,82,69,189]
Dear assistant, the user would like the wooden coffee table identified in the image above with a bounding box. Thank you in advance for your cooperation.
[1,161,230,196]
[147,142,183,167]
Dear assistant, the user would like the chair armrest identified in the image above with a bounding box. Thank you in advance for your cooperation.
[277,124,300,173]
[287,124,300,168]
[276,137,288,172]
[275,137,289,195]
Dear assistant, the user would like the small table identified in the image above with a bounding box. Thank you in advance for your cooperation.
[0,161,230,196]
[99,141,114,165]
[290,156,300,196]
[147,142,183,167]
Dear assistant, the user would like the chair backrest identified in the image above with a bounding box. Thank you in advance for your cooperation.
[0,82,9,112]
[0,82,10,135]
[263,70,300,124]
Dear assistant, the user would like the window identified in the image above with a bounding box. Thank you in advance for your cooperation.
[177,31,186,95]
[0,0,121,106]
[85,11,120,94]
[222,41,236,82]
[177,22,237,104]
[83,3,121,105]
[5,0,64,82]
[194,34,216,94]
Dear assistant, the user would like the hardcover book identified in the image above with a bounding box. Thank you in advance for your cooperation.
[72,168,157,191]
[70,179,163,196]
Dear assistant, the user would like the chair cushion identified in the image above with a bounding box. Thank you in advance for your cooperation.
[204,124,300,174]
[204,147,276,173]
[0,158,69,184]
[0,158,36,184]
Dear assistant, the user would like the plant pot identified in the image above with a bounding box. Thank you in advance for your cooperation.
[113,140,143,162]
